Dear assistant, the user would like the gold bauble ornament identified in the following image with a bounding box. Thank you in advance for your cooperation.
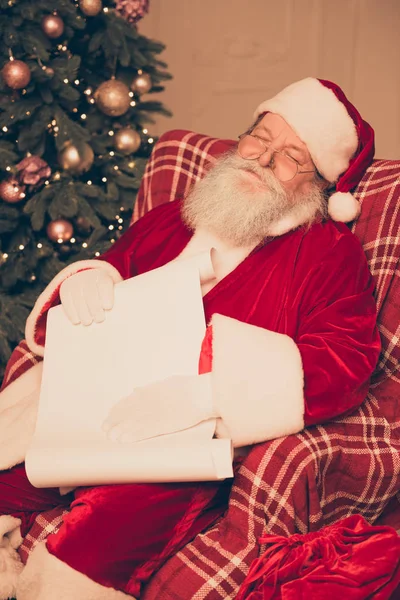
[114,127,141,155]
[79,0,102,16]
[41,14,65,39]
[1,60,31,90]
[0,178,26,203]
[46,219,74,243]
[94,79,131,117]
[130,72,152,95]
[58,142,94,174]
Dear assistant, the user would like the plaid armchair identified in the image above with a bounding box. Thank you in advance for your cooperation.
[3,129,400,599]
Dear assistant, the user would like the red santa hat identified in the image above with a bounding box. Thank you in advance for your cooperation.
[254,77,375,222]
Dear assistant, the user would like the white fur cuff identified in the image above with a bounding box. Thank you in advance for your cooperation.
[0,361,42,470]
[16,543,132,600]
[211,314,304,447]
[0,515,24,600]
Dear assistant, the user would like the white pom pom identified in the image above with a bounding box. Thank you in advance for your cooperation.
[328,191,361,223]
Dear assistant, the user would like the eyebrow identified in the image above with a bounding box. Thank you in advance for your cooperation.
[254,125,308,162]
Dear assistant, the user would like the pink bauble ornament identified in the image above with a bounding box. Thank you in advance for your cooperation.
[46,219,74,242]
[41,14,65,39]
[0,178,26,203]
[2,60,31,90]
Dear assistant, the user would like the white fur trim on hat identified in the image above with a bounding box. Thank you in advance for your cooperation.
[328,191,361,222]
[254,77,358,183]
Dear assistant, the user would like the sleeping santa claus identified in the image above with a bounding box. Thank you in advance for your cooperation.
[0,78,381,599]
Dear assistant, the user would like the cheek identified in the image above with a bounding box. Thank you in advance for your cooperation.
[283,177,311,196]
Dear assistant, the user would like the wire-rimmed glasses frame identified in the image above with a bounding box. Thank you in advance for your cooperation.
[237,133,316,182]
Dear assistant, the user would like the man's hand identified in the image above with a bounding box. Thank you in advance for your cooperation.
[102,373,217,443]
[60,268,115,326]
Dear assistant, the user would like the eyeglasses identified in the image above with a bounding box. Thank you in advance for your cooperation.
[237,134,315,182]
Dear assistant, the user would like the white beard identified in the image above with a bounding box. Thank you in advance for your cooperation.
[181,151,327,247]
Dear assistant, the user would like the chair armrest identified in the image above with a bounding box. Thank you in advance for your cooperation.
[233,397,397,539]
[1,340,42,391]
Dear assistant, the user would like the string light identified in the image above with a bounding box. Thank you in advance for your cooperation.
[142,129,148,134]
[95,252,100,257]
[108,225,114,230]
[81,114,87,119]
[18,244,24,250]
[113,165,119,171]
[37,243,43,248]
[89,98,95,104]
[130,101,136,107]
[82,242,88,248]
[63,78,69,84]
[102,177,107,182]
[70,238,76,243]
[6,166,11,171]
[74,79,79,85]
[108,131,114,136]
[103,6,109,11]
[84,88,92,95]
[109,151,115,156]
[148,138,154,143]
[2,253,8,259]
[87,180,92,185]
[118,218,123,224]
[2,127,8,132]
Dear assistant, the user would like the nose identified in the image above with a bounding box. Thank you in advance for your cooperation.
[258,147,275,168]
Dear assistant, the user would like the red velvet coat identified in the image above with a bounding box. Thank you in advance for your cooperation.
[98,199,380,432]
[25,199,380,447]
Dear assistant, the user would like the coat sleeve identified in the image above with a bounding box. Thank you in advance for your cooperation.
[206,232,381,447]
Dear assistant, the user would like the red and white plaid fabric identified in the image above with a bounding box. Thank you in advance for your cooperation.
[2,130,400,599]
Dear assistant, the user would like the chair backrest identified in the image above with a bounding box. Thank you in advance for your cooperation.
[134,130,400,396]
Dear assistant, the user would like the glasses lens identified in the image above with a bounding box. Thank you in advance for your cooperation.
[273,153,298,182]
[238,135,266,159]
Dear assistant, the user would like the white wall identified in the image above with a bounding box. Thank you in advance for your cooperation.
[139,0,400,159]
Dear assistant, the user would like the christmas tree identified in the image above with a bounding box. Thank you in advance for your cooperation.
[0,0,171,378]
